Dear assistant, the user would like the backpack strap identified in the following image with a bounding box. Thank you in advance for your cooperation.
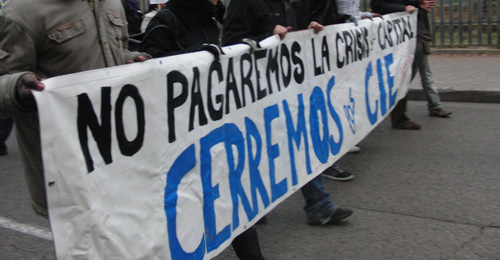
[139,8,183,51]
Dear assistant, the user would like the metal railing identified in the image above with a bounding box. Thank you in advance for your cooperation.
[361,0,499,47]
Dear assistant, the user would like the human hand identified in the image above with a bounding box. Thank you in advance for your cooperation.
[362,13,383,20]
[273,25,292,40]
[405,5,417,13]
[346,16,359,26]
[126,54,150,64]
[17,73,45,111]
[420,0,436,11]
[308,21,324,34]
[201,43,225,60]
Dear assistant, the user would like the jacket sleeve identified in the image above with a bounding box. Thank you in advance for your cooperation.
[222,0,272,46]
[0,16,38,116]
[371,0,420,15]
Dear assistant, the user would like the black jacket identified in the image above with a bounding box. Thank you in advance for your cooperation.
[222,0,298,46]
[140,0,223,58]
[371,0,432,42]
[292,0,351,28]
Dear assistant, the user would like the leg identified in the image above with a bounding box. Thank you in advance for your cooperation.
[413,41,442,111]
[390,96,409,127]
[300,175,336,224]
[0,117,14,156]
[14,115,48,217]
[390,96,421,130]
[0,117,14,142]
[231,227,265,260]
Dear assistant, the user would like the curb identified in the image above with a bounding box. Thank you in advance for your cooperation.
[408,89,500,103]
[431,48,500,55]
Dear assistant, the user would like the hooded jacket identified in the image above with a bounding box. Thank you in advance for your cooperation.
[140,0,224,58]
[222,0,298,46]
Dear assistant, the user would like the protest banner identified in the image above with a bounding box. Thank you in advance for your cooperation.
[34,11,417,260]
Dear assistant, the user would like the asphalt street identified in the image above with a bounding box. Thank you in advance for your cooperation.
[1,53,500,259]
[214,100,500,260]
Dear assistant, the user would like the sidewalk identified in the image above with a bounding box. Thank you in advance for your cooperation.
[408,50,500,103]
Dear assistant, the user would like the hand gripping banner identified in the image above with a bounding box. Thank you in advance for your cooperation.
[35,11,416,260]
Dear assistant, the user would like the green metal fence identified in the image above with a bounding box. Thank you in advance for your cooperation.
[361,0,499,47]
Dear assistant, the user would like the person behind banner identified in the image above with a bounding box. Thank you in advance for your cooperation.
[121,0,144,35]
[336,0,382,20]
[139,0,265,259]
[139,0,225,58]
[223,0,353,226]
[292,0,363,182]
[371,0,452,130]
[0,0,149,217]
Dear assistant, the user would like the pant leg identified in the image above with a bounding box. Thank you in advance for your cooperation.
[300,175,336,224]
[0,117,14,143]
[14,115,48,217]
[413,41,442,111]
[231,227,265,260]
[390,96,410,127]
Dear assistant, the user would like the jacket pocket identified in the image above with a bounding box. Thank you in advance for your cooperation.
[105,12,127,53]
[47,20,86,43]
[106,13,126,27]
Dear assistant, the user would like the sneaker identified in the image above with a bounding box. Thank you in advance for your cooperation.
[394,120,421,130]
[0,142,7,156]
[322,163,354,181]
[309,207,354,225]
[429,108,452,118]
[348,145,361,153]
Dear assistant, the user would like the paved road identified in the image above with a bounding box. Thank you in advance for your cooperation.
[214,100,500,260]
[1,54,499,259]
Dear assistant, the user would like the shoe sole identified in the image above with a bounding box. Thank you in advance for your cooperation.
[347,148,361,153]
[322,174,354,181]
[429,113,452,117]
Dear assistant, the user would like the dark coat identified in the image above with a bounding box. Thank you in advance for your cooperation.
[370,0,432,42]
[293,0,351,28]
[222,0,298,46]
[140,0,223,58]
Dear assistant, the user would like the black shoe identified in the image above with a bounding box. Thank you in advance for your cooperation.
[328,207,353,223]
[308,207,354,225]
[322,163,354,181]
[0,142,7,156]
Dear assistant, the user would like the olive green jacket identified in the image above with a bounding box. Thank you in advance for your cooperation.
[0,0,145,216]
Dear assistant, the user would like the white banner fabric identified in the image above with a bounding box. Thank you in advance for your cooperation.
[35,12,417,260]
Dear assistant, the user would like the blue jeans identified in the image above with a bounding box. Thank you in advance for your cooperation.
[300,175,337,224]
[412,41,442,111]
[0,117,14,143]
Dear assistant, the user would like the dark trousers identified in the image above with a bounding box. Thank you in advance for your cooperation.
[0,117,14,143]
[390,96,410,127]
[231,227,265,260]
